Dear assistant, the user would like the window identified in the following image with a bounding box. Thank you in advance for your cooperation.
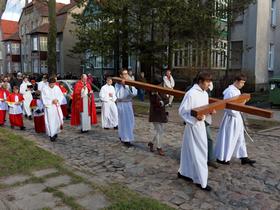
[32,37,38,51]
[6,43,11,54]
[40,61,48,73]
[40,37,48,51]
[271,0,277,26]
[93,56,102,68]
[268,43,275,71]
[32,59,39,73]
[11,43,20,55]
[13,63,20,72]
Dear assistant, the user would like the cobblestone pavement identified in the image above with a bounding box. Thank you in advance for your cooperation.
[6,105,280,210]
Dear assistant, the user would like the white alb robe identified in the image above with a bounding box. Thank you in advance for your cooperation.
[100,84,118,128]
[42,85,64,138]
[80,87,91,131]
[38,81,48,92]
[215,85,248,162]
[115,83,137,142]
[178,84,209,188]
[20,82,32,116]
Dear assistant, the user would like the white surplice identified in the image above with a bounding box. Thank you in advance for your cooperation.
[38,81,48,92]
[8,95,23,115]
[178,84,209,188]
[215,85,248,162]
[0,92,8,111]
[20,81,32,116]
[80,87,91,131]
[115,83,137,142]
[99,84,118,128]
[42,85,64,138]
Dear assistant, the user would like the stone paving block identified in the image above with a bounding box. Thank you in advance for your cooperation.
[44,175,71,188]
[32,168,58,178]
[77,194,110,210]
[59,183,92,198]
[7,183,45,200]
[53,205,72,210]
[14,192,60,210]
[0,175,30,185]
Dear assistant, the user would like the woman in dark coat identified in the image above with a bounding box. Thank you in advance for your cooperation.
[148,76,169,156]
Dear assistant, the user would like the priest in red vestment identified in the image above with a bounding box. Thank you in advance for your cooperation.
[7,86,25,130]
[71,74,97,133]
[0,84,10,126]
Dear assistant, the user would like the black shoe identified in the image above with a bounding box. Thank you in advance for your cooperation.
[177,172,193,182]
[50,136,55,142]
[114,126,118,130]
[54,134,58,139]
[241,157,256,166]
[104,128,110,130]
[196,184,212,192]
[28,116,32,120]
[10,126,14,129]
[81,129,89,133]
[124,142,133,148]
[20,126,26,130]
[216,159,230,165]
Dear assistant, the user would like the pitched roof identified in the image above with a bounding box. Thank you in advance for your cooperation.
[22,0,66,17]
[28,13,67,35]
[57,0,78,15]
[0,20,19,40]
[2,32,20,42]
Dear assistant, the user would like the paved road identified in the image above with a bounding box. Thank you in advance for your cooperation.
[8,104,279,210]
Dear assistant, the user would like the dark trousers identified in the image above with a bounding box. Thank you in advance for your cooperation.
[205,122,215,161]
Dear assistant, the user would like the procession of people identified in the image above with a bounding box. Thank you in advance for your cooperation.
[0,69,258,192]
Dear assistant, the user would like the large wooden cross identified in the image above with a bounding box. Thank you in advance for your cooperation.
[112,77,273,119]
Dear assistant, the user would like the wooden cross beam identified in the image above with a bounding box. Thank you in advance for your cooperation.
[112,77,273,118]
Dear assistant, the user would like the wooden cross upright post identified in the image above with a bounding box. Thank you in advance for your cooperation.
[112,77,273,119]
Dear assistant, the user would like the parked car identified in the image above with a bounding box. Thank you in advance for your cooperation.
[58,80,102,113]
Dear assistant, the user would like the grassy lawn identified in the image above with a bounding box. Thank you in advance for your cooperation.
[0,127,62,177]
[0,127,174,210]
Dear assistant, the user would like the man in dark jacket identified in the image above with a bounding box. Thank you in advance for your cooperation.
[148,76,169,156]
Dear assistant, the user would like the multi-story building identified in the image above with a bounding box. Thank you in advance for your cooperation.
[1,0,83,76]
[231,0,280,91]
[0,19,18,74]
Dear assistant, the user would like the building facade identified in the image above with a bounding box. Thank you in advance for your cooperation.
[231,0,280,91]
[1,0,83,76]
[0,20,18,74]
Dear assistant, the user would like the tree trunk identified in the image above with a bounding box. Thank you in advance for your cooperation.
[48,0,57,77]
[121,6,129,69]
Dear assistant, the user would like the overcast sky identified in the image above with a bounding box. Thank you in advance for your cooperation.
[2,0,70,21]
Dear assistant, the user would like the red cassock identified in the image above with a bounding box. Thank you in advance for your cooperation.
[30,99,46,133]
[59,85,68,117]
[71,81,97,126]
[7,93,24,127]
[0,89,9,125]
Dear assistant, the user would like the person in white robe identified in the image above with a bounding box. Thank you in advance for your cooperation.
[38,75,48,92]
[100,77,118,129]
[215,74,256,166]
[42,78,64,142]
[115,69,137,147]
[178,72,213,191]
[20,77,33,119]
[163,69,175,107]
